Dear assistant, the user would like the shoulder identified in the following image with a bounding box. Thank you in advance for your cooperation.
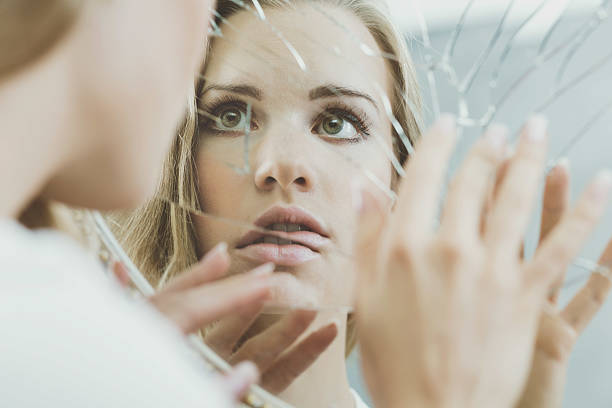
[0,217,96,286]
[0,218,231,408]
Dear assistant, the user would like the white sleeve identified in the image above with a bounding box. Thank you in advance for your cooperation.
[0,220,232,408]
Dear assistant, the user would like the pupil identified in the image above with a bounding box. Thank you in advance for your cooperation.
[221,109,241,127]
[324,116,343,134]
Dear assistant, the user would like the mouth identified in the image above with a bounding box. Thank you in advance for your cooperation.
[234,206,331,266]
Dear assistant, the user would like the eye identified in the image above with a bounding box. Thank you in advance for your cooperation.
[317,114,359,140]
[216,107,248,131]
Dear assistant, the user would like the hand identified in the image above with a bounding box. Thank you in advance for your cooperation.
[148,243,273,334]
[111,242,274,401]
[516,162,612,408]
[353,115,612,408]
[205,308,338,394]
[117,243,337,396]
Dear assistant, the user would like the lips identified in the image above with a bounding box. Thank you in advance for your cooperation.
[234,206,331,266]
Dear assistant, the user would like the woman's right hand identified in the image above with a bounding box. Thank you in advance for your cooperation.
[516,163,612,408]
[204,308,338,394]
[354,115,612,408]
[146,244,336,396]
[148,243,273,334]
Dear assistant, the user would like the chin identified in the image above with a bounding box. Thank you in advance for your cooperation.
[264,271,322,311]
[264,270,350,312]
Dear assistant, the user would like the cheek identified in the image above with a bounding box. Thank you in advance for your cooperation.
[197,150,244,214]
[193,147,247,253]
[356,138,394,187]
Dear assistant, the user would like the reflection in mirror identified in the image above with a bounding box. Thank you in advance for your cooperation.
[108,0,612,407]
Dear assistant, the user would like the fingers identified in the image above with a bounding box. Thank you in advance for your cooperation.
[539,159,570,243]
[560,237,612,334]
[260,322,338,394]
[150,263,274,333]
[441,124,507,240]
[205,303,264,359]
[479,157,510,236]
[112,261,131,287]
[161,242,230,293]
[539,160,570,302]
[223,361,260,401]
[230,310,317,372]
[529,171,612,291]
[353,182,387,287]
[395,115,458,238]
[485,116,549,255]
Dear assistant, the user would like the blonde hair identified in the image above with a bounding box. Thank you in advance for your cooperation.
[0,0,83,78]
[118,0,422,355]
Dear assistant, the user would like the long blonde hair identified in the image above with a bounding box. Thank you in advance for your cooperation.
[117,0,423,355]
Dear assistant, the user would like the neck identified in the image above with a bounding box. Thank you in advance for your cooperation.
[279,312,355,408]
[0,44,74,219]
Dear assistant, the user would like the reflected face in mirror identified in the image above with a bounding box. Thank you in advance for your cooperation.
[194,4,396,308]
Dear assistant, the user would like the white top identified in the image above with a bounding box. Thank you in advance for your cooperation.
[0,219,231,408]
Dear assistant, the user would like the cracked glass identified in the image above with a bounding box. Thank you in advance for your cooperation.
[102,1,612,406]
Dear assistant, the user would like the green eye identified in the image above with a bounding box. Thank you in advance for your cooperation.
[219,108,243,129]
[317,113,360,140]
[322,116,344,135]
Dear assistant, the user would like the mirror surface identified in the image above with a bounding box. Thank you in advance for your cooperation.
[108,1,612,406]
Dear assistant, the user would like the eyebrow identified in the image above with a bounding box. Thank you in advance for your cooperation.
[201,83,379,111]
[201,84,263,100]
[309,85,379,111]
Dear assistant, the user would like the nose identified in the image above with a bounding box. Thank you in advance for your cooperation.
[253,136,317,193]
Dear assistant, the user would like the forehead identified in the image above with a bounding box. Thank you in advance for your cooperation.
[204,4,392,98]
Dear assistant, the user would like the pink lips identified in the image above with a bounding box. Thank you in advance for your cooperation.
[234,206,331,266]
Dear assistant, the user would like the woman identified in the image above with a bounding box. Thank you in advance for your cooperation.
[1,1,274,406]
[120,0,420,406]
[120,0,612,407]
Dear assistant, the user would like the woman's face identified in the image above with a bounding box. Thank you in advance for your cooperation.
[194,5,395,308]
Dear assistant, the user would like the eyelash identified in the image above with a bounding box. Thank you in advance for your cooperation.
[198,95,256,134]
[312,102,372,143]
[198,96,372,142]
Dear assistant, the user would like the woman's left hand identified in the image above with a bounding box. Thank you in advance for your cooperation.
[501,161,612,408]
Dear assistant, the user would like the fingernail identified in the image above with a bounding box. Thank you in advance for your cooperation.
[208,242,227,256]
[226,361,259,397]
[351,180,379,216]
[319,320,339,338]
[485,123,508,151]
[327,318,341,330]
[249,262,274,276]
[551,157,569,176]
[590,169,612,203]
[360,189,378,216]
[556,157,570,170]
[523,114,548,143]
[203,242,228,263]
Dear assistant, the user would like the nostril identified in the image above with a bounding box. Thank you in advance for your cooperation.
[265,176,276,185]
[295,177,307,186]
